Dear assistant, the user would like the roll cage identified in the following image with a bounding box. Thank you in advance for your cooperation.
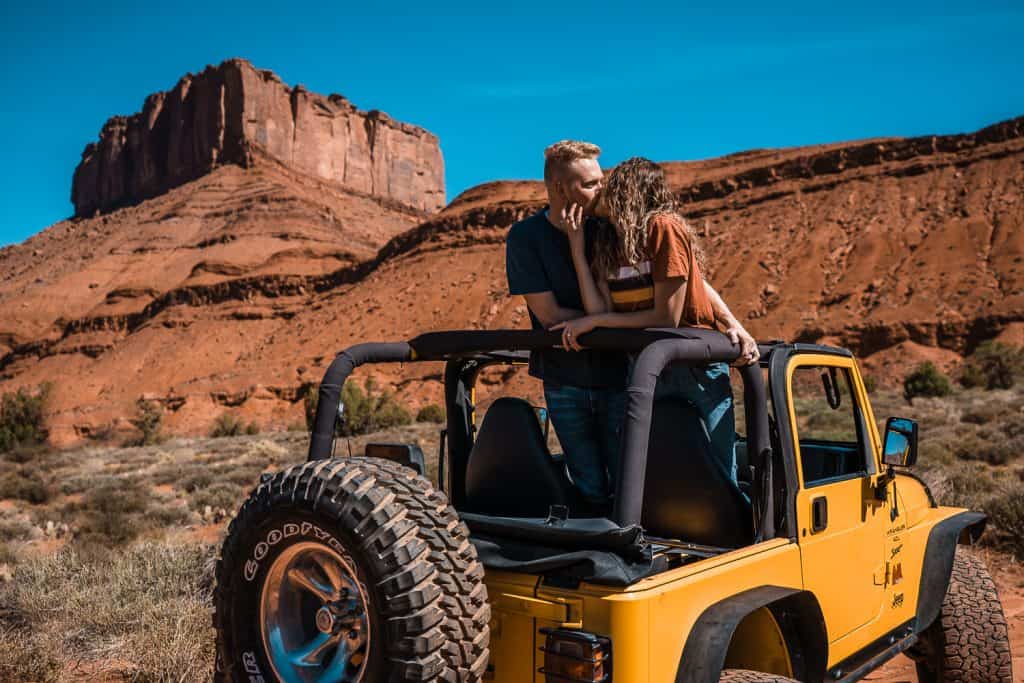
[307,327,853,574]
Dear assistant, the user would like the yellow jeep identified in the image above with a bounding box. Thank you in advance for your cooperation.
[213,328,1013,682]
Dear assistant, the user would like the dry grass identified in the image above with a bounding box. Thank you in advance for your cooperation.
[0,542,215,682]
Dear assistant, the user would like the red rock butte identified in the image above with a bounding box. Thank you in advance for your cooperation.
[0,59,1022,446]
[71,58,445,216]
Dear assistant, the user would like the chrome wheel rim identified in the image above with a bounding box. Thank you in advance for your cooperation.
[259,542,371,683]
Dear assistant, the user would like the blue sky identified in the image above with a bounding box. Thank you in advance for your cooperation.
[1,1,1022,246]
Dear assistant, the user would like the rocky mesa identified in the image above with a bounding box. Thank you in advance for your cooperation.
[71,58,445,216]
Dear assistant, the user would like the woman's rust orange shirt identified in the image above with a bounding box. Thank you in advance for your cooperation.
[605,213,716,328]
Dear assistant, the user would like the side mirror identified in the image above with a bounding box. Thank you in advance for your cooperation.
[882,417,918,467]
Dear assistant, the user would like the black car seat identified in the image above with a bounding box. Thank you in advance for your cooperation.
[641,396,753,548]
[464,397,572,517]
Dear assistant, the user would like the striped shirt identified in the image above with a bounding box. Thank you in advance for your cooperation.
[605,213,716,327]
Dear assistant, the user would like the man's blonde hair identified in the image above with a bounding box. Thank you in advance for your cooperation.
[543,140,601,184]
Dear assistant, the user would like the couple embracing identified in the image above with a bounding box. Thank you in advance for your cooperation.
[505,140,759,507]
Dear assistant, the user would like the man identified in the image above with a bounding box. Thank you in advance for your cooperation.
[505,141,627,505]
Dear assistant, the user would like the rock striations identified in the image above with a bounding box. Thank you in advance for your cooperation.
[71,58,445,216]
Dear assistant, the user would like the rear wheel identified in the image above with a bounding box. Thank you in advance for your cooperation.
[214,457,490,682]
[720,670,798,682]
[910,547,1013,682]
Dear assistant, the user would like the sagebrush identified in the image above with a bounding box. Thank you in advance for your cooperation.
[0,383,51,454]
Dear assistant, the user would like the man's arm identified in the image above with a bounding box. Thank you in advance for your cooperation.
[523,292,584,328]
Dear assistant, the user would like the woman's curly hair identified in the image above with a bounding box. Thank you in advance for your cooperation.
[591,156,705,279]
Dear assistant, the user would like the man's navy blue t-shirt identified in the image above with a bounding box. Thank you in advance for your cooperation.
[505,208,628,389]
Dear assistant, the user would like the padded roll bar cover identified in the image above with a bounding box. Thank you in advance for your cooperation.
[307,342,413,462]
[739,361,773,539]
[613,335,745,528]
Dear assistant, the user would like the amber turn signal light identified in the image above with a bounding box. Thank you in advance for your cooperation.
[539,627,611,682]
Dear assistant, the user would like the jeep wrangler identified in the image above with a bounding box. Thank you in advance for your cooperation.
[213,327,1013,682]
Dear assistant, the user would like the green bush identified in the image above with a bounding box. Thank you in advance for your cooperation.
[416,403,446,424]
[903,362,952,401]
[0,383,51,454]
[960,341,1024,390]
[209,413,258,438]
[304,378,412,436]
[128,399,164,446]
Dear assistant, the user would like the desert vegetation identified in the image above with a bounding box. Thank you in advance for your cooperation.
[303,376,413,436]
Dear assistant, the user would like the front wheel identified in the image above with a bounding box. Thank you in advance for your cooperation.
[910,547,1013,682]
[213,457,491,682]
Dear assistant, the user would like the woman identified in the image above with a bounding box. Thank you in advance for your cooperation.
[552,157,758,484]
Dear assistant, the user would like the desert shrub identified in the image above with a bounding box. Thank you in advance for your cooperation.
[986,488,1024,557]
[0,465,49,504]
[960,403,1008,425]
[916,439,956,470]
[903,362,952,401]
[127,398,164,446]
[0,541,16,566]
[209,412,244,437]
[147,501,194,528]
[189,482,244,512]
[0,383,51,455]
[940,465,998,509]
[180,470,214,493]
[304,378,412,436]
[208,413,260,438]
[1004,413,1024,440]
[416,403,446,424]
[960,341,1024,390]
[0,514,32,543]
[74,477,149,546]
[951,434,1016,466]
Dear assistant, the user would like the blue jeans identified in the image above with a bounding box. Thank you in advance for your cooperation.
[651,362,738,483]
[543,383,626,504]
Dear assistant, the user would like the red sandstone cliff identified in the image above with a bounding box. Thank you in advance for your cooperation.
[71,58,445,216]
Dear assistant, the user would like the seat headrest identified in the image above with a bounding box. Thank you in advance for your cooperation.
[464,397,571,517]
[642,397,753,548]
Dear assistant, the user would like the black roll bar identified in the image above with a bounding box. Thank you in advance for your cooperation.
[307,342,413,461]
[612,338,773,539]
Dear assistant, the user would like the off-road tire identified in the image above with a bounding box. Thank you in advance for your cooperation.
[214,457,490,682]
[911,547,1013,682]
[720,670,798,682]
